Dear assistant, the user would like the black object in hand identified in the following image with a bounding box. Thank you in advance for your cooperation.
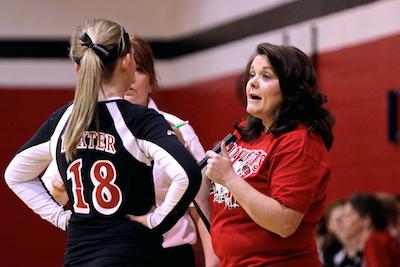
[194,133,237,232]
[198,133,237,170]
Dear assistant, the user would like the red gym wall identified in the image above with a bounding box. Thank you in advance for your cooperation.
[1,33,399,266]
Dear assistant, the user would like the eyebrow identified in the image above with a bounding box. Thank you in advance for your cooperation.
[250,66,273,71]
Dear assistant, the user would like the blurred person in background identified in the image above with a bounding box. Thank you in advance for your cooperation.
[321,199,362,267]
[343,192,400,267]
[376,192,400,241]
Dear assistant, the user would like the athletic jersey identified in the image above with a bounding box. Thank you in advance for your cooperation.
[210,124,330,267]
[5,98,201,237]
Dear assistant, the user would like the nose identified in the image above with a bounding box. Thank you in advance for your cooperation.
[248,76,258,89]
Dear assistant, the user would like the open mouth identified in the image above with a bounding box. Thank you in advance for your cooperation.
[249,94,261,100]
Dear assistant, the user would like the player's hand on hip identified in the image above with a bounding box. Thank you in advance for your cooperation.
[52,178,65,193]
[126,206,156,229]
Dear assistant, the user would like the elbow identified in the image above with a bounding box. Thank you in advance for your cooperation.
[276,223,298,238]
[258,219,298,238]
[273,207,303,238]
[4,166,14,188]
[187,166,202,194]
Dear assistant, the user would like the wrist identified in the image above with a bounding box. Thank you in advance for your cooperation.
[146,212,154,229]
[223,171,239,190]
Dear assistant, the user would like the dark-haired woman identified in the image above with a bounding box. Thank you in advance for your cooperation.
[343,193,400,267]
[205,43,335,266]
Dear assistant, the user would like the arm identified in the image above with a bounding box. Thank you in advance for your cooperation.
[4,113,71,231]
[127,112,202,234]
[205,142,303,238]
[189,207,220,267]
[129,137,201,234]
[108,102,201,233]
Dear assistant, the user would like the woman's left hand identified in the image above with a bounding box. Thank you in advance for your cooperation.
[205,142,236,187]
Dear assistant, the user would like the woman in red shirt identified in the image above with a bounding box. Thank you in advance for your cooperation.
[205,43,335,266]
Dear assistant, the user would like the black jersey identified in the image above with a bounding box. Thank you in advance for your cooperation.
[5,98,201,236]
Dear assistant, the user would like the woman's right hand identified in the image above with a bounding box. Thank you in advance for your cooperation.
[126,206,156,229]
[50,177,69,206]
[52,178,66,195]
[205,142,237,187]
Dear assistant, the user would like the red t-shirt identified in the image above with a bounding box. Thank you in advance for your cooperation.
[364,230,400,267]
[210,125,330,267]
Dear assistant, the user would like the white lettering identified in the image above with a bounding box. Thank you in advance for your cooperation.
[60,131,117,155]
[212,144,267,209]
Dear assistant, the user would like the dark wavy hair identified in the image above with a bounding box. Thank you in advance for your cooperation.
[235,43,335,150]
[349,193,388,231]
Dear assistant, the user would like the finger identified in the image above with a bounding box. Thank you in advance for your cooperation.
[204,162,210,175]
[125,214,136,221]
[53,179,65,189]
[206,150,219,158]
[220,142,229,158]
[204,167,212,180]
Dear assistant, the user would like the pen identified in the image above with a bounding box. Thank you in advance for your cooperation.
[174,120,189,129]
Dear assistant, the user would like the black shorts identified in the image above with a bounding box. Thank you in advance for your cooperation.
[64,219,163,266]
[160,244,195,267]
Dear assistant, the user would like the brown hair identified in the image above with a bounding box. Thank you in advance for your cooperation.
[235,43,335,150]
[349,192,388,231]
[130,35,158,93]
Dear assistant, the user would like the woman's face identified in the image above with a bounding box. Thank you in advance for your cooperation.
[342,202,369,239]
[125,65,151,106]
[327,205,348,242]
[246,55,283,128]
[328,205,345,234]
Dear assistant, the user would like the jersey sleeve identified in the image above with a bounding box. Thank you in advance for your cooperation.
[268,132,330,214]
[135,110,202,234]
[4,105,72,231]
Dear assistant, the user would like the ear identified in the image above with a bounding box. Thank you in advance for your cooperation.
[121,52,132,71]
[363,216,372,230]
[74,63,80,73]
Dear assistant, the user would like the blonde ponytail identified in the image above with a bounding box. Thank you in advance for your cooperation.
[64,19,131,161]
[64,50,101,161]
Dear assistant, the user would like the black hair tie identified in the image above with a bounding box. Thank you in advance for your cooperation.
[80,33,94,48]
[79,33,111,63]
